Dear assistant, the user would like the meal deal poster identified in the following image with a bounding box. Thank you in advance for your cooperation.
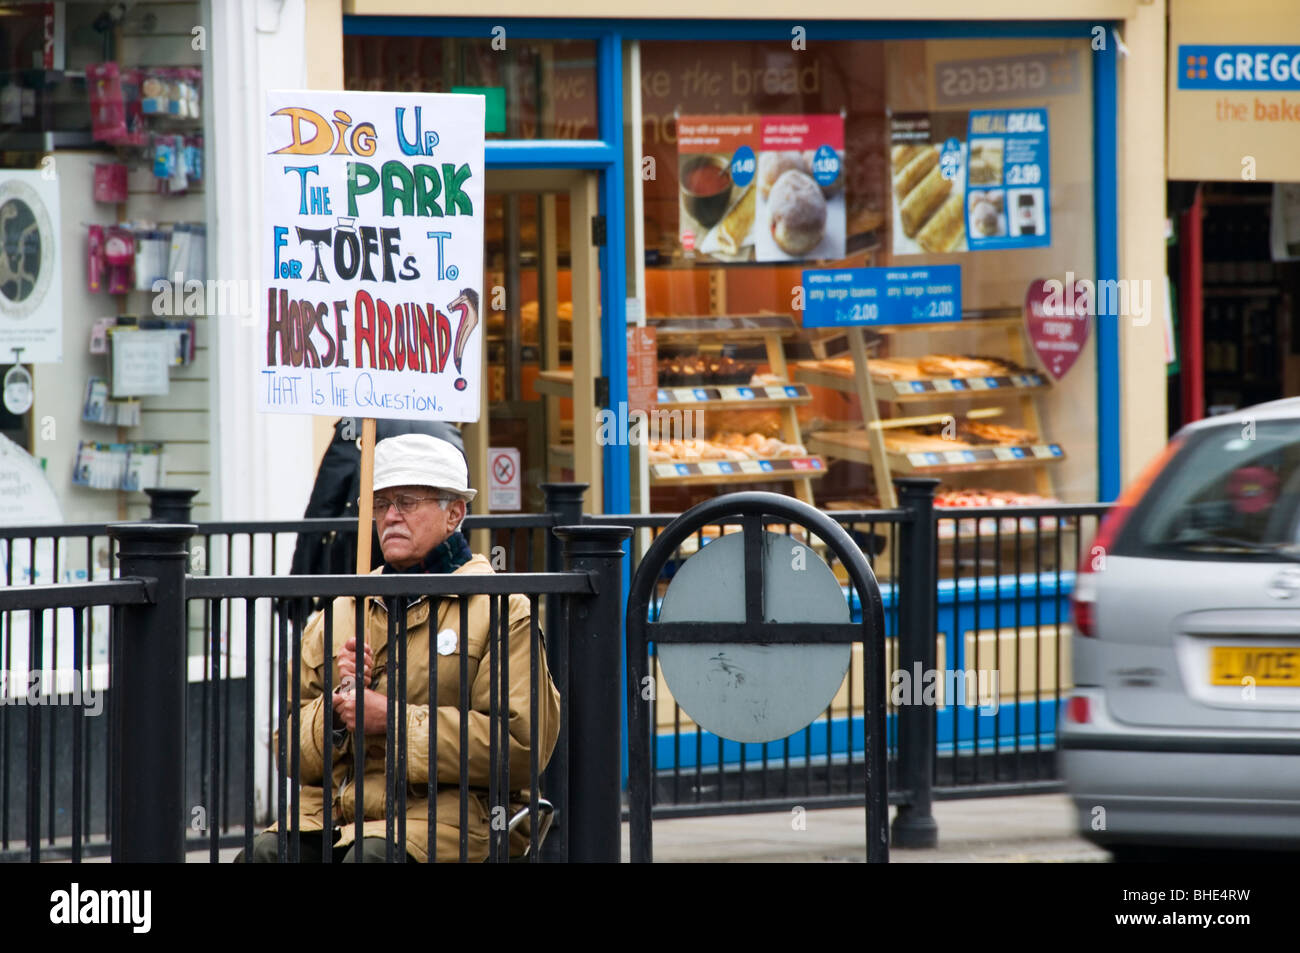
[261,90,485,421]
[889,108,1050,256]
[677,113,845,263]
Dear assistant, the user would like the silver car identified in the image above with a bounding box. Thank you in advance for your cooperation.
[1063,398,1300,858]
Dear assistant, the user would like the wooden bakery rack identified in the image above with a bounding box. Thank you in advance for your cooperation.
[646,311,824,503]
[795,309,1063,509]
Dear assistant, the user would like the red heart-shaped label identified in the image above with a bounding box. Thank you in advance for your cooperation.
[1024,278,1091,380]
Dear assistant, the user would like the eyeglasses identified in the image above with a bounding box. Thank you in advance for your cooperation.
[367,494,453,518]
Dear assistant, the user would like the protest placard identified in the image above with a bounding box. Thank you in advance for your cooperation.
[262,89,486,572]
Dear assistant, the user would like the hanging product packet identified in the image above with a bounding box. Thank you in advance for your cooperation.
[86,62,126,143]
[87,225,105,292]
[93,163,129,203]
[104,226,135,294]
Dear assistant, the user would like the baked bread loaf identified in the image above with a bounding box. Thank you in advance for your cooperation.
[917,354,1004,378]
[962,421,1037,445]
[868,357,923,380]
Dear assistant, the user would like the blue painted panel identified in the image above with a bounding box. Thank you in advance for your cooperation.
[1093,35,1122,501]
[486,140,616,168]
[653,702,1061,771]
[345,16,1100,42]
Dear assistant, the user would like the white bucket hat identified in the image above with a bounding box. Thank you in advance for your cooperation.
[372,433,477,502]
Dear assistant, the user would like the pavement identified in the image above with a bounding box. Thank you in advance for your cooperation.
[624,793,1111,863]
[176,792,1108,863]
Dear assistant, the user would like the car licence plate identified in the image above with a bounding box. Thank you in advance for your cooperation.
[1209,646,1300,686]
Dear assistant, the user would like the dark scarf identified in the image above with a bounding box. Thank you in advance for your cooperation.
[382,530,472,576]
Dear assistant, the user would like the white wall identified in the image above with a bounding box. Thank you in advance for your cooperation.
[210,0,315,525]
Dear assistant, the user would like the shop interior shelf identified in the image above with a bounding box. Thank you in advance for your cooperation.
[654,382,812,409]
[650,456,828,486]
[794,361,1049,400]
[647,313,800,342]
[806,429,1065,473]
[534,368,574,398]
[868,312,1024,335]
[878,373,1050,402]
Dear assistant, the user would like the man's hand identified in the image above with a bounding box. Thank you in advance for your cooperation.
[331,686,388,736]
[337,638,373,689]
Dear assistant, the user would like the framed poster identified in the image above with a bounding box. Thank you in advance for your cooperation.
[0,171,61,363]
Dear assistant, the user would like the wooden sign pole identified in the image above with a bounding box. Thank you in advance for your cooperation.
[356,417,377,668]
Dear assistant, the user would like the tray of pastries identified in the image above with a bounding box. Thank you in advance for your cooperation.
[933,487,1069,538]
[658,355,755,386]
[648,432,808,463]
[802,353,1036,383]
[881,421,1038,454]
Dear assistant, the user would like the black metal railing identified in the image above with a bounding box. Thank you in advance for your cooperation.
[624,491,890,863]
[0,518,628,863]
[1,481,1111,858]
[586,505,906,819]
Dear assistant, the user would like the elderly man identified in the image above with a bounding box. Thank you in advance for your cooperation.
[243,433,559,862]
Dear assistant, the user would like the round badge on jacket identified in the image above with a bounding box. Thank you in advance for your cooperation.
[436,629,458,655]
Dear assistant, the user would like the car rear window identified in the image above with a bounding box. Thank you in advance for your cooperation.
[1119,419,1300,560]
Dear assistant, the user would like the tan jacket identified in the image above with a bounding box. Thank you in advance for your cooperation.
[270,554,561,862]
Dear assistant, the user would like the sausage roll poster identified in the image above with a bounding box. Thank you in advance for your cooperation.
[260,90,485,421]
[677,113,846,263]
[889,108,1050,256]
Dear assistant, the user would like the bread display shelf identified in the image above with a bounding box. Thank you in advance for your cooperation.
[794,361,1048,399]
[870,314,1024,335]
[806,429,1064,473]
[881,372,1049,401]
[655,383,812,409]
[651,456,828,486]
[649,314,800,342]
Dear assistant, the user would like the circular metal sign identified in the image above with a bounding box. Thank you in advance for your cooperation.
[656,531,851,744]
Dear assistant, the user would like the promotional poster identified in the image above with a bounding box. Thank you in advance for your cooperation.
[677,113,846,263]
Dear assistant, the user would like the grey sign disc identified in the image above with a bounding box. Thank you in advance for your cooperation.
[656,530,851,744]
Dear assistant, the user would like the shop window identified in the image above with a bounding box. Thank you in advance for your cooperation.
[345,35,598,140]
[635,37,1100,516]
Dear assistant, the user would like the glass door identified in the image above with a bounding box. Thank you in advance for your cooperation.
[464,168,601,531]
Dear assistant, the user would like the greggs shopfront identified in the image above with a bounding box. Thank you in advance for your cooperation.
[308,0,1170,519]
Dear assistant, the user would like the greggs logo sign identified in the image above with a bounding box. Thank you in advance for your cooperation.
[1178,44,1300,90]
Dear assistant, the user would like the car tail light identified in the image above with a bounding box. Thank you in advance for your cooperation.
[1072,436,1185,637]
[1066,695,1091,724]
